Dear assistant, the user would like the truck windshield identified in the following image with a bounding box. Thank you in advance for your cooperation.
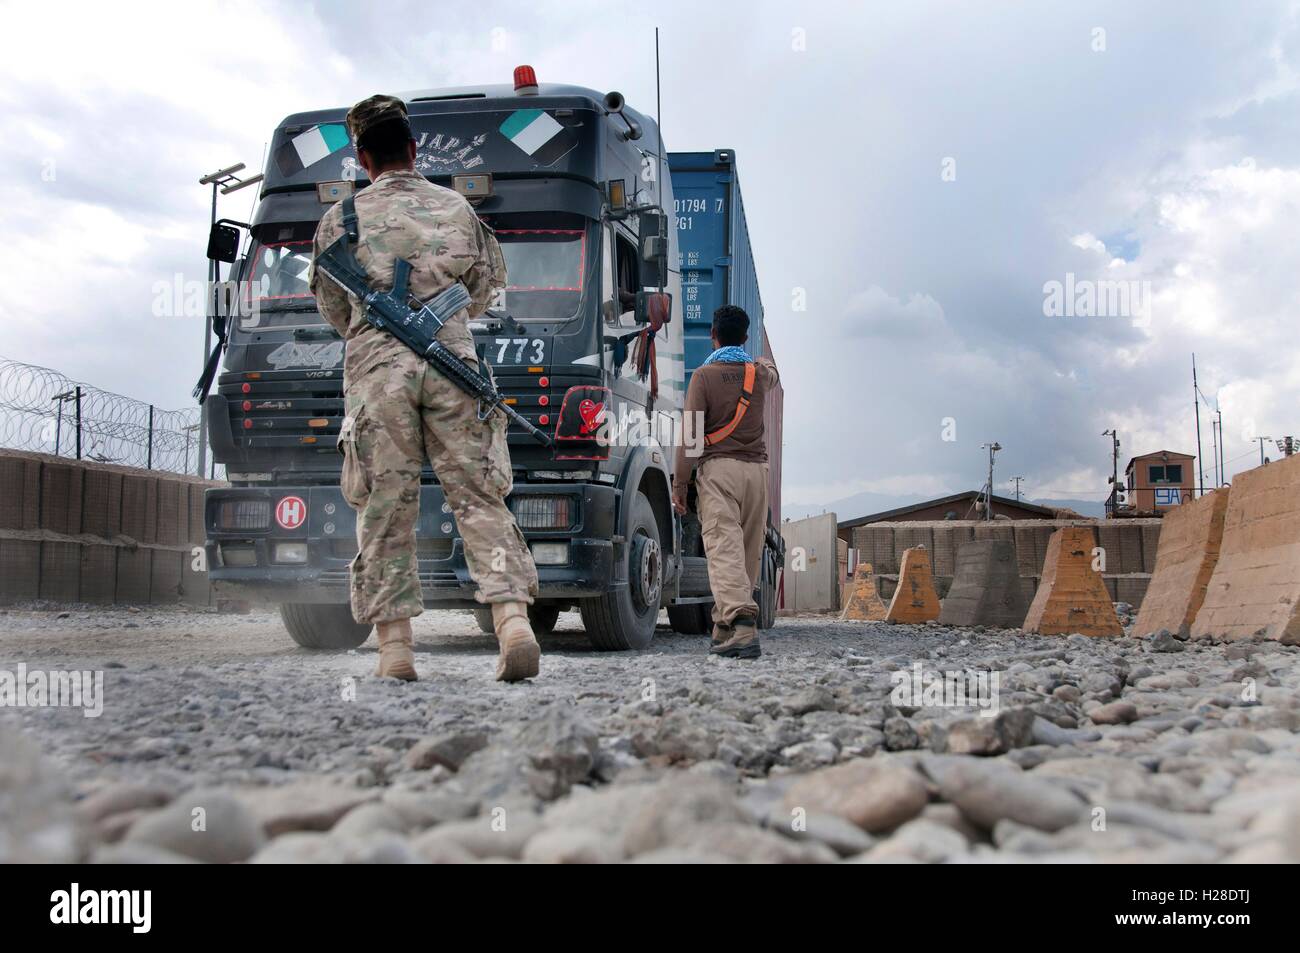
[239,240,319,330]
[494,229,584,322]
[237,229,587,330]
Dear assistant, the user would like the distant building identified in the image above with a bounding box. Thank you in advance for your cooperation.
[836,491,1060,545]
[1122,450,1195,514]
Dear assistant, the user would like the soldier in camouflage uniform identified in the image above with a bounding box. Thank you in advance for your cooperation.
[309,94,540,682]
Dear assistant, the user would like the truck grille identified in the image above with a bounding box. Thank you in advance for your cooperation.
[217,366,594,451]
[328,538,454,560]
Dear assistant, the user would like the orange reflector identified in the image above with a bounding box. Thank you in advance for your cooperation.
[246,372,262,380]
[504,398,517,405]
[528,366,544,373]
[308,418,328,428]
[300,436,317,444]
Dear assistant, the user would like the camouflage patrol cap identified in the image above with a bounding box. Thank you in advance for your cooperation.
[346,94,411,148]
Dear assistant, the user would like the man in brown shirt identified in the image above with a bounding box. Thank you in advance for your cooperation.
[672,305,779,658]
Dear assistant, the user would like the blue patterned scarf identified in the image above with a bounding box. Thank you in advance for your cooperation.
[701,345,752,365]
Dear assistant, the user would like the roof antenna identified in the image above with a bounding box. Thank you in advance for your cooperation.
[655,27,665,215]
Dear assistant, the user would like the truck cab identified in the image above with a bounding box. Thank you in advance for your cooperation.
[202,73,779,651]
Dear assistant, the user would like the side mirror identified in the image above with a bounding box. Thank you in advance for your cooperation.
[637,208,668,286]
[207,222,241,264]
[634,290,672,327]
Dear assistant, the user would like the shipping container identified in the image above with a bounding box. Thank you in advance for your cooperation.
[668,149,765,379]
[668,149,781,525]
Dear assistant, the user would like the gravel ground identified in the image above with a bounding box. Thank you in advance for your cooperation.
[2,603,1298,864]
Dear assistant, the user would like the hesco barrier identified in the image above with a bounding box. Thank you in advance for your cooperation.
[0,449,223,606]
[849,519,1160,609]
[1190,454,1300,644]
[1133,488,1229,638]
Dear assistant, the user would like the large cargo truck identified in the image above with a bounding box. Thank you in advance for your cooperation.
[200,71,781,650]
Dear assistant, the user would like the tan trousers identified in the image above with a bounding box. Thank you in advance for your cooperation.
[696,456,768,625]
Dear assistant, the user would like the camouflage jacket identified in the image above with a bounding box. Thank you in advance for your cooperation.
[309,169,506,381]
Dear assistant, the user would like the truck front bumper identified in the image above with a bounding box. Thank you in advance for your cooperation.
[206,482,618,608]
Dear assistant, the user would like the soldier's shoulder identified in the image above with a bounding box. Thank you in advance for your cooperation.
[372,174,472,215]
[420,179,476,216]
[314,200,345,242]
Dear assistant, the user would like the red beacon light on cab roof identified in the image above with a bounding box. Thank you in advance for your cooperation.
[514,65,538,95]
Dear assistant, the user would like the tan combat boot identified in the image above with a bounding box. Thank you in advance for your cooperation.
[491,602,540,682]
[711,621,733,647]
[375,619,418,681]
[709,614,761,660]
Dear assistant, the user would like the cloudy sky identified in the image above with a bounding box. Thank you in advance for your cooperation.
[2,0,1297,509]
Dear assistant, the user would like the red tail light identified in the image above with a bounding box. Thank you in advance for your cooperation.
[554,385,611,460]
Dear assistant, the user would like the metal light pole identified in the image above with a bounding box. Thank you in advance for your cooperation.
[1253,436,1271,467]
[1102,428,1120,516]
[1192,354,1204,497]
[1010,476,1024,502]
[197,163,262,478]
[981,442,1001,521]
[1215,408,1225,486]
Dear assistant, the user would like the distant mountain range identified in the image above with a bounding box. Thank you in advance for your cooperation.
[782,491,1106,523]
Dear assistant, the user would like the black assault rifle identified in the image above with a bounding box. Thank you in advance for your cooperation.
[313,214,551,447]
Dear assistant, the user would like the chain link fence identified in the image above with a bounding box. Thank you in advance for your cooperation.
[0,356,223,478]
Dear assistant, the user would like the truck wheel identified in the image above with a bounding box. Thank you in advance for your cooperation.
[667,603,711,634]
[279,603,373,650]
[580,491,661,651]
[668,512,711,634]
[528,604,561,636]
[475,604,560,636]
[758,550,777,630]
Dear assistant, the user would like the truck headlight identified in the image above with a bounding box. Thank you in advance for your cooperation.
[216,499,270,531]
[511,495,573,530]
[274,542,309,564]
[529,542,570,566]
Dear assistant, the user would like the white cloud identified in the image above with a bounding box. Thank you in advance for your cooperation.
[0,0,1297,504]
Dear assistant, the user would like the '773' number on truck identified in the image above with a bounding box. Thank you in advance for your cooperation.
[494,337,545,364]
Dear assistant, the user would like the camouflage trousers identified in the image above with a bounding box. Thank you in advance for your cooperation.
[338,351,538,624]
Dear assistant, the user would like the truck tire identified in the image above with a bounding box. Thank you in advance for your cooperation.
[579,491,662,651]
[279,603,373,650]
[758,550,777,631]
[528,604,561,636]
[667,602,711,635]
[475,604,560,636]
[668,517,711,635]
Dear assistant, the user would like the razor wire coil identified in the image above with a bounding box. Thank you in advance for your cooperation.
[0,356,223,478]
